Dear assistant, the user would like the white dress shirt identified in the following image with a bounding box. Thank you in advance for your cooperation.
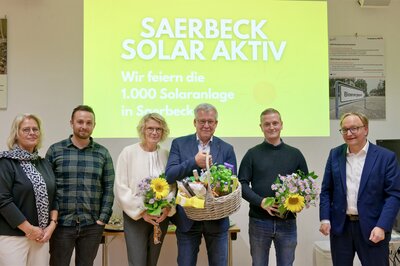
[346,141,369,215]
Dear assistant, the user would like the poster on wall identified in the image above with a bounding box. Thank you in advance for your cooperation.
[0,18,7,109]
[329,36,385,120]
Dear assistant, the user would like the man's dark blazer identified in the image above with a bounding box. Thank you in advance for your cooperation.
[319,142,400,243]
[166,134,237,232]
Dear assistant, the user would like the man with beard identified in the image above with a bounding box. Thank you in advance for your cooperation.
[46,105,115,266]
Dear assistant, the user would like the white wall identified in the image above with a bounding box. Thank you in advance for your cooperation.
[1,0,399,265]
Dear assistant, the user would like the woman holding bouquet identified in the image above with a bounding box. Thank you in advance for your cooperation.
[114,113,175,266]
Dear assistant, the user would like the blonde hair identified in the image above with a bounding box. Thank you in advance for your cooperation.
[7,114,43,150]
[136,113,170,142]
[340,112,369,128]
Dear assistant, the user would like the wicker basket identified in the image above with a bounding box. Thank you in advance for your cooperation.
[182,155,242,221]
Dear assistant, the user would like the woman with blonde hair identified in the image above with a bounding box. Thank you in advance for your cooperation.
[114,113,175,266]
[0,114,58,266]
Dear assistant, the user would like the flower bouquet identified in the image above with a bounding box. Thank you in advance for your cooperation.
[263,170,319,218]
[136,173,175,244]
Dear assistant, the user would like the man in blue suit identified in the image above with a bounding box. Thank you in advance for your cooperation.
[166,103,237,266]
[319,112,400,266]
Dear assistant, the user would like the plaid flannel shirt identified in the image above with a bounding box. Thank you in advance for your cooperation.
[46,136,115,227]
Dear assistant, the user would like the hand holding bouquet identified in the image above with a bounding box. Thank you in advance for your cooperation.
[136,173,175,244]
[263,170,319,218]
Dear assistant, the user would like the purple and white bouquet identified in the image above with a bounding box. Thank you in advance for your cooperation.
[264,170,320,218]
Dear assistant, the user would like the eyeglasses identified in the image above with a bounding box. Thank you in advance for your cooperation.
[339,126,365,135]
[145,127,163,134]
[196,120,217,126]
[21,127,40,135]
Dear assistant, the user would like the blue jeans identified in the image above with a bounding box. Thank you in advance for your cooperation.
[175,221,228,266]
[249,217,297,266]
[49,223,105,266]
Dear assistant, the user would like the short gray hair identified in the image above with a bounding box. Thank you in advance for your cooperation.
[194,103,218,120]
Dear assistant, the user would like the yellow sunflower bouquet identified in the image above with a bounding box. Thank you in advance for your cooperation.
[136,173,175,243]
[263,170,319,218]
[137,173,175,216]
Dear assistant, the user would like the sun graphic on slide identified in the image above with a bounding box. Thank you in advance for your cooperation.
[253,81,277,105]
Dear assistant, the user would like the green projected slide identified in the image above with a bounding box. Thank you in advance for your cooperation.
[84,0,329,138]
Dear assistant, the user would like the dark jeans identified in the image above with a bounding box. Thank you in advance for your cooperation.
[123,212,169,266]
[330,219,390,266]
[49,223,105,266]
[175,221,228,266]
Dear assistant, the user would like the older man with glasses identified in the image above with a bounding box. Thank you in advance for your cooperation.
[166,103,237,266]
[319,111,400,266]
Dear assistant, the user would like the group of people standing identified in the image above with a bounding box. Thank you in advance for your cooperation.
[0,103,399,266]
[0,105,114,266]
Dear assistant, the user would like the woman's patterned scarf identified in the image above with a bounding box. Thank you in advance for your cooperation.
[0,146,49,228]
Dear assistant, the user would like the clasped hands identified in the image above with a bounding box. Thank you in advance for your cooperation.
[26,224,55,243]
[142,208,170,226]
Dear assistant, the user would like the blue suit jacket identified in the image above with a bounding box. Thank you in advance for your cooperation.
[165,134,237,232]
[320,142,400,243]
